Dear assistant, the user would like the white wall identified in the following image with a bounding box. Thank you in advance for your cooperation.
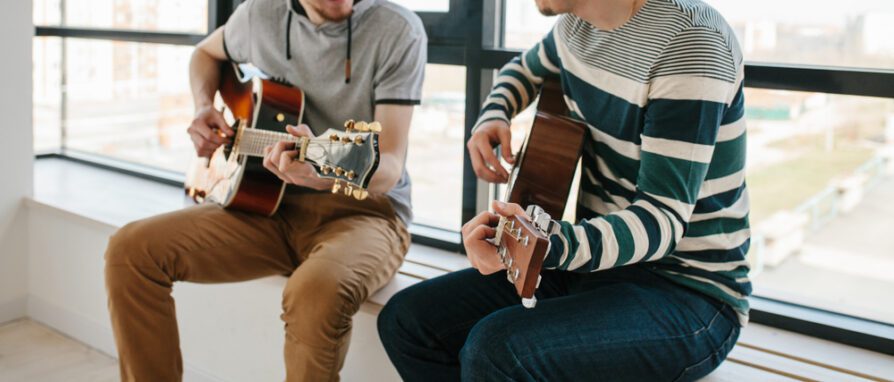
[0,0,33,323]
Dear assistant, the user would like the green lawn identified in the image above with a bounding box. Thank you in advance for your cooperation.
[747,140,874,224]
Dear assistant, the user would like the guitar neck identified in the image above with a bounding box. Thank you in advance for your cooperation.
[237,128,305,158]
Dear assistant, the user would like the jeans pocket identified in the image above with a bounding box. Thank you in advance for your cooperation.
[672,323,741,382]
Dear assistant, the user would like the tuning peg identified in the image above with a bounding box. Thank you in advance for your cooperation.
[329,133,339,142]
[368,121,382,132]
[335,167,345,176]
[346,170,355,180]
[341,135,352,144]
[344,119,355,132]
[331,180,342,194]
[355,121,369,132]
[344,184,354,196]
[352,188,368,200]
[353,135,364,145]
[321,165,332,175]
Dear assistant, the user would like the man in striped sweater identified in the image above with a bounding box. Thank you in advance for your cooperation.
[378,0,750,380]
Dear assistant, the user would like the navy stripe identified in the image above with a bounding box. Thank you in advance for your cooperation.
[693,183,746,214]
[644,99,724,145]
[565,71,646,144]
[628,205,662,259]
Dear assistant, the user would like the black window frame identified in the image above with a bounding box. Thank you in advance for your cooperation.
[33,0,894,356]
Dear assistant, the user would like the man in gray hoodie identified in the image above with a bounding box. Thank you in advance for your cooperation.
[103,0,425,380]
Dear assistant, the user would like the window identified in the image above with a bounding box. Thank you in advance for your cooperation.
[33,37,62,153]
[705,0,894,69]
[504,0,894,71]
[390,0,450,13]
[504,0,556,50]
[60,40,195,172]
[743,89,894,325]
[407,65,466,231]
[34,0,207,34]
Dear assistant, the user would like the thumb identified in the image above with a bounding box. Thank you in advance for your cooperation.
[497,126,514,164]
[286,124,313,137]
[212,110,234,137]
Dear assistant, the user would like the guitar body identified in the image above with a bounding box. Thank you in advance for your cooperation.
[186,63,305,216]
[497,79,588,307]
[507,79,588,218]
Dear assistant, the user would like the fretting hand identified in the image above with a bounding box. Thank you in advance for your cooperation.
[262,124,334,191]
[462,200,528,275]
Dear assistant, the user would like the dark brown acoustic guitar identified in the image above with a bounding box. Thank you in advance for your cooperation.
[493,79,588,308]
[185,63,381,216]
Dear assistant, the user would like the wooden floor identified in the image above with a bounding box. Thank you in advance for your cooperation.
[0,319,892,382]
[0,320,117,382]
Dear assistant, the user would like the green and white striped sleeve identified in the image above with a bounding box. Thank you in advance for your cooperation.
[473,27,562,130]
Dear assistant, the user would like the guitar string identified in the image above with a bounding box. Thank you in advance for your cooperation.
[228,133,369,186]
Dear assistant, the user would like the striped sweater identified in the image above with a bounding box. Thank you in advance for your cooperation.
[476,0,751,324]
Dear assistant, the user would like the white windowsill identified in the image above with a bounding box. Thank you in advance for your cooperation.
[29,157,469,306]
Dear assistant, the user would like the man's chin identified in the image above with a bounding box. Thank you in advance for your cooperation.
[322,10,352,22]
[319,3,353,22]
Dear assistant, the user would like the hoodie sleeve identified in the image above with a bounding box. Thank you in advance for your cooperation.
[373,19,426,105]
[222,0,255,63]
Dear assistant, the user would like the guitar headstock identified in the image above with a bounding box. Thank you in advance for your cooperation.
[494,205,552,308]
[301,120,381,200]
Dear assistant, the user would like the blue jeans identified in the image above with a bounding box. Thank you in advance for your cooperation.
[377,264,740,381]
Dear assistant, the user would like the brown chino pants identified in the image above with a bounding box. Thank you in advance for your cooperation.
[104,192,409,382]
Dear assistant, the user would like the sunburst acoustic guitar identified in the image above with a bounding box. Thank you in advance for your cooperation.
[185,63,381,216]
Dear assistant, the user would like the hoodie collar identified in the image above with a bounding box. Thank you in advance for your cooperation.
[286,0,375,83]
[287,0,376,33]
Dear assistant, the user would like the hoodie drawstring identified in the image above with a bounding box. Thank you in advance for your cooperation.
[286,11,293,60]
[345,12,352,84]
[286,1,354,83]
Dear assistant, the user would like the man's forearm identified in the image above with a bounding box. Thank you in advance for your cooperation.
[189,48,223,111]
[366,154,402,195]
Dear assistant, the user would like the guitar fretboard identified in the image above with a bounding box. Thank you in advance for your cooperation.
[237,129,305,157]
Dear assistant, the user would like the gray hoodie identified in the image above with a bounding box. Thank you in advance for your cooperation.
[223,0,426,224]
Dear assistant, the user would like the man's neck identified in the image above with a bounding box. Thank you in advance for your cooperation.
[572,0,644,31]
[297,0,327,26]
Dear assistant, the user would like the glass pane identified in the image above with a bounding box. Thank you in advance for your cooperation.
[63,39,196,172]
[407,64,465,231]
[744,89,894,324]
[390,0,449,13]
[34,37,63,153]
[705,0,894,69]
[503,0,894,70]
[34,0,62,26]
[35,0,207,34]
[504,0,557,50]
